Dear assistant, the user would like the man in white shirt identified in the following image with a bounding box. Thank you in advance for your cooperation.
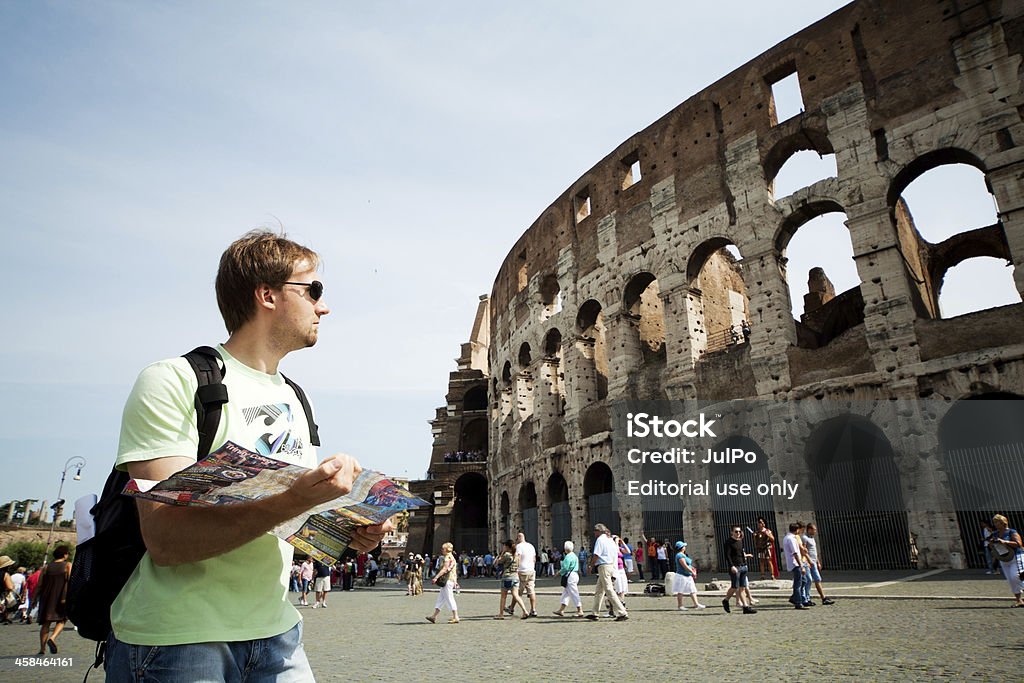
[802,523,835,605]
[515,532,538,618]
[586,524,629,621]
[783,521,810,610]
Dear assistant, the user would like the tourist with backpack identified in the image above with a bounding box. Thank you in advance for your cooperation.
[98,230,391,681]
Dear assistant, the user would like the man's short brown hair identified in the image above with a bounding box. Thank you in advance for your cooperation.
[216,230,320,333]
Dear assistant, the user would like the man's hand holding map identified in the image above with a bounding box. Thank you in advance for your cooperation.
[123,441,429,564]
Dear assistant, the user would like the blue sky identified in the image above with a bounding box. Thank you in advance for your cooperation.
[1,1,1017,514]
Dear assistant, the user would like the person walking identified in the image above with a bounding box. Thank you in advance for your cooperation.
[553,541,584,617]
[299,557,314,606]
[990,514,1024,607]
[495,539,527,619]
[426,542,460,624]
[672,542,705,610]
[721,527,756,615]
[802,523,835,605]
[514,532,539,619]
[783,521,811,610]
[35,546,73,654]
[586,524,629,621]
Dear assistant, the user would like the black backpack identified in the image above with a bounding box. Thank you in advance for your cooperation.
[66,347,320,658]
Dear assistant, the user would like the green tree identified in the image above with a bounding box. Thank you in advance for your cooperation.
[0,540,47,569]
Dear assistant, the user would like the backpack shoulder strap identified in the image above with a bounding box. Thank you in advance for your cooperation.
[183,346,229,458]
[282,374,321,447]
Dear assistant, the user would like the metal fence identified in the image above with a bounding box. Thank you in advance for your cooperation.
[522,507,539,549]
[550,500,572,549]
[587,492,620,535]
[944,442,1024,568]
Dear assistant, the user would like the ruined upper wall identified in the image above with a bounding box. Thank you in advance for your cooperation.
[488,0,1023,331]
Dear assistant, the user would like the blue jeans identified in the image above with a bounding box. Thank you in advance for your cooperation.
[790,566,810,605]
[104,622,312,682]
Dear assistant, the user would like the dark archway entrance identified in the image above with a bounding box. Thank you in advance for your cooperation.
[519,482,539,549]
[547,472,572,548]
[584,462,620,535]
[805,415,911,569]
[640,459,683,545]
[710,436,779,573]
[452,472,488,554]
[939,393,1024,568]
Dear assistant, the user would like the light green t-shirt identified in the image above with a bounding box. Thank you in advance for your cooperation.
[111,345,318,646]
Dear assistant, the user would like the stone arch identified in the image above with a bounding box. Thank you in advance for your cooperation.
[574,300,609,403]
[583,461,620,535]
[460,417,487,455]
[775,202,864,349]
[547,471,572,548]
[499,491,511,542]
[888,153,1017,319]
[685,237,750,356]
[804,414,912,570]
[516,344,535,421]
[463,385,487,412]
[498,361,513,421]
[540,328,566,424]
[518,342,532,368]
[763,126,835,192]
[622,271,666,360]
[938,392,1024,568]
[518,481,539,548]
[538,273,562,321]
[452,472,488,553]
[709,435,779,572]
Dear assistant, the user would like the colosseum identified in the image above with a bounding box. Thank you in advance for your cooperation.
[407,0,1024,572]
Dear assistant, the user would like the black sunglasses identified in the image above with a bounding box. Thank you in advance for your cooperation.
[282,280,324,301]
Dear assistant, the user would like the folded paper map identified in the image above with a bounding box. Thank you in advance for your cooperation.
[123,441,429,564]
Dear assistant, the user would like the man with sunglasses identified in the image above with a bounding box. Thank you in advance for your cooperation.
[105,230,390,681]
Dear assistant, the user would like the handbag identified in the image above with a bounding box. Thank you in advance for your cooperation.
[434,576,447,587]
[2,591,17,610]
[560,574,568,587]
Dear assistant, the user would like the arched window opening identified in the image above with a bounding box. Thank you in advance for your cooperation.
[499,492,511,544]
[895,162,1017,318]
[518,343,532,368]
[901,164,998,243]
[575,300,609,402]
[547,472,572,548]
[541,328,566,419]
[463,385,487,412]
[583,462,620,535]
[452,473,488,554]
[499,361,513,421]
[781,210,863,349]
[460,418,487,457]
[939,257,1019,318]
[686,239,750,356]
[623,272,666,363]
[772,150,838,200]
[539,274,562,321]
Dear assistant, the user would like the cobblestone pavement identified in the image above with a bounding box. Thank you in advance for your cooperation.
[1,571,1021,682]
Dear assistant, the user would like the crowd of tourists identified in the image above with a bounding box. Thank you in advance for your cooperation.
[0,545,76,655]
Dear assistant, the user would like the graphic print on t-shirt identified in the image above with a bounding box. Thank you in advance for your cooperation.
[241,402,305,457]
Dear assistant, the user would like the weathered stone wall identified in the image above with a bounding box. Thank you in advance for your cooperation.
[484,0,1024,568]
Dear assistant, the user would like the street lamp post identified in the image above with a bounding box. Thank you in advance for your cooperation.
[44,456,86,563]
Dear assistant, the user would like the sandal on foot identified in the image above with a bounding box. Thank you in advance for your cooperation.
[425,615,436,623]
